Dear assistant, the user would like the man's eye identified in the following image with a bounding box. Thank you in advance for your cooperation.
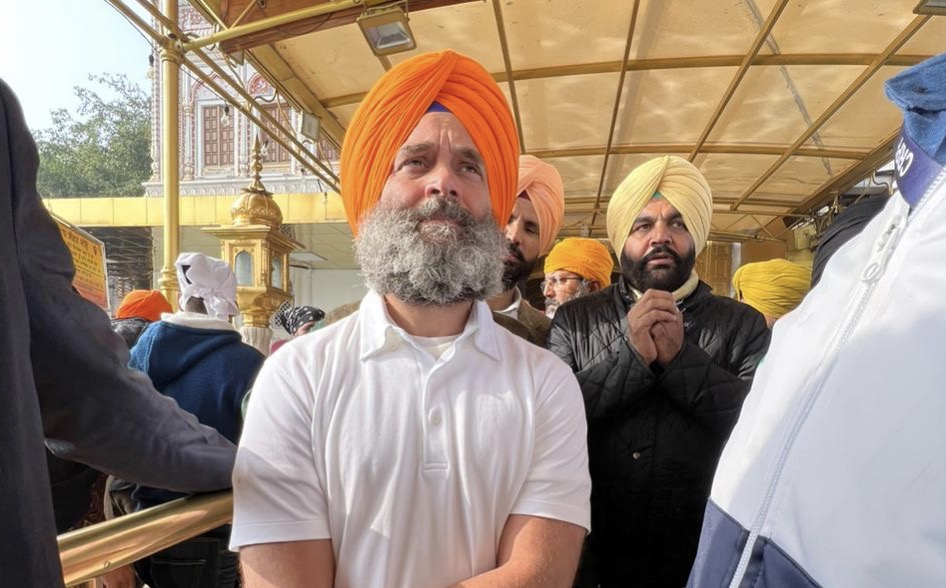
[672,220,687,229]
[461,164,482,176]
[634,224,650,232]
[526,226,539,236]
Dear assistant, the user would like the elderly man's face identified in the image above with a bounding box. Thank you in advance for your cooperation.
[620,197,695,292]
[379,112,492,222]
[543,270,587,305]
[543,269,590,318]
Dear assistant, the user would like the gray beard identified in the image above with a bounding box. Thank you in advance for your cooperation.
[544,281,590,317]
[354,198,507,306]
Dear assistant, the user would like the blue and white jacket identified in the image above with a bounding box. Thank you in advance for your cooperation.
[688,145,946,588]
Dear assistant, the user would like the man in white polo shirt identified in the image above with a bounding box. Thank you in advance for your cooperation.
[231,49,590,588]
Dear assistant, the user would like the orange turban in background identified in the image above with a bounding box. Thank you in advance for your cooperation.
[340,49,519,234]
[517,155,565,255]
[544,238,614,288]
[116,290,172,322]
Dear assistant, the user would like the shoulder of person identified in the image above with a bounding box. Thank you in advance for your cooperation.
[704,291,766,322]
[495,323,578,377]
[493,311,537,344]
[271,312,360,370]
[554,284,618,322]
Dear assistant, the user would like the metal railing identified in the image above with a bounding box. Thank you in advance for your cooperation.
[58,491,232,587]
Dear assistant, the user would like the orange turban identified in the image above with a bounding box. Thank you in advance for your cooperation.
[517,155,565,255]
[340,50,519,235]
[116,290,172,322]
[544,238,614,288]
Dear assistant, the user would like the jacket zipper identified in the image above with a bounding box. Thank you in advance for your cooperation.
[726,168,946,588]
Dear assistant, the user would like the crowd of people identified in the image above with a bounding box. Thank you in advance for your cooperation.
[1,46,944,588]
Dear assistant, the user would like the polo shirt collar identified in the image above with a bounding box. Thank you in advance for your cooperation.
[359,290,501,361]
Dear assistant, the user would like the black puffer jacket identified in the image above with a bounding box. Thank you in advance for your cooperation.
[548,281,769,588]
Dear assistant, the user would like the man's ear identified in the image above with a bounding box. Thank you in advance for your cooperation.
[588,280,601,292]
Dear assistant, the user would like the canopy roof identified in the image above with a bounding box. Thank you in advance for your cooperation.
[185,0,943,242]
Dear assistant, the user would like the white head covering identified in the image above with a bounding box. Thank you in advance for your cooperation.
[175,253,239,320]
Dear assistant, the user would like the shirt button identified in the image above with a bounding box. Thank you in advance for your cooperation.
[430,412,443,426]
[632,452,641,460]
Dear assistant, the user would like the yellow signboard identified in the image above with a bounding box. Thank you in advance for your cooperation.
[52,215,110,310]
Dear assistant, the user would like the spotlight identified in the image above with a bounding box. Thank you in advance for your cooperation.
[358,5,416,57]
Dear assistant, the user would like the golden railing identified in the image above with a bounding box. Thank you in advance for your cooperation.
[58,491,232,588]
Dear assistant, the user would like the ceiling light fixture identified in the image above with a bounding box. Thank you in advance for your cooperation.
[299,111,322,142]
[357,5,416,56]
[914,0,946,14]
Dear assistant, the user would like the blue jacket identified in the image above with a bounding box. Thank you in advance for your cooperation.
[130,317,263,506]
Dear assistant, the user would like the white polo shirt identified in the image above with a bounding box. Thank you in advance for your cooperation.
[231,290,590,588]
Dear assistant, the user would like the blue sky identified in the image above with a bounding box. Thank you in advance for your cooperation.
[0,1,153,131]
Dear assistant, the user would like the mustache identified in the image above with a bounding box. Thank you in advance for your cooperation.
[410,197,477,227]
[640,244,682,266]
[506,241,526,263]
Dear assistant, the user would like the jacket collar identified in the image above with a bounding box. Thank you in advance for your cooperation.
[616,279,711,313]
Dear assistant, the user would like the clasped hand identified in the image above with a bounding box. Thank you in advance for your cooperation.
[625,289,683,367]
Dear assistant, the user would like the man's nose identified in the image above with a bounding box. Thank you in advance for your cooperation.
[650,221,671,245]
[505,218,523,244]
[424,164,460,199]
[543,279,555,296]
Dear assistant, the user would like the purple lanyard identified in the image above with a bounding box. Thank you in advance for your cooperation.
[894,130,943,209]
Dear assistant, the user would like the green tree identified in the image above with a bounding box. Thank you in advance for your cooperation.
[35,74,151,197]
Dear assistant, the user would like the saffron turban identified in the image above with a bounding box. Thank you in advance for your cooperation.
[517,155,565,255]
[606,156,713,256]
[340,49,519,234]
[732,258,812,319]
[116,289,172,322]
[544,238,613,288]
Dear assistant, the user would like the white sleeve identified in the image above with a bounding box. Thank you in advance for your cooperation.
[229,356,330,549]
[510,358,592,531]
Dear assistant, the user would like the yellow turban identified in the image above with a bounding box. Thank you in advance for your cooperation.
[340,50,519,235]
[517,155,565,255]
[606,156,713,256]
[544,238,614,288]
[732,259,812,319]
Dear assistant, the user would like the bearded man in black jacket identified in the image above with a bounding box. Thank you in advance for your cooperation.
[548,156,770,588]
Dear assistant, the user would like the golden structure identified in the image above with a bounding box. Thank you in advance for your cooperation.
[204,137,301,354]
[157,0,182,309]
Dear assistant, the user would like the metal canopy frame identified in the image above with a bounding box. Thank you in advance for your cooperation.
[107,0,942,244]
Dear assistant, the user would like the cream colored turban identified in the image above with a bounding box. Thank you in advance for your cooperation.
[732,258,812,319]
[517,155,565,255]
[606,156,712,256]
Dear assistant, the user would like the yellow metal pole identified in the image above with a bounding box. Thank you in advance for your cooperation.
[60,492,232,586]
[181,0,358,52]
[158,0,181,309]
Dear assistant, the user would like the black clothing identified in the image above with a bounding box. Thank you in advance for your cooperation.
[548,281,769,587]
[0,78,236,587]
